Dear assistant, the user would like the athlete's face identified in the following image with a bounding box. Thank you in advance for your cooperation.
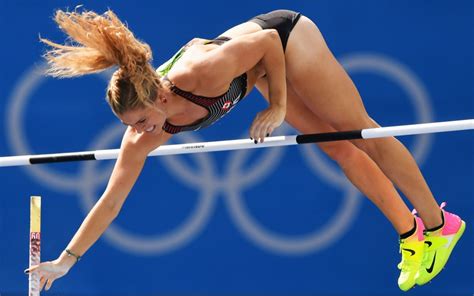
[118,105,166,134]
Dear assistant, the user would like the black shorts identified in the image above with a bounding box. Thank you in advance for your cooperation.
[249,10,302,52]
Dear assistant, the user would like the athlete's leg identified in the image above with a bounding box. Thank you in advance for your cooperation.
[284,15,442,229]
[256,78,414,234]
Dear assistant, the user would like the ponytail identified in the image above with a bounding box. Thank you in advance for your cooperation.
[42,9,161,113]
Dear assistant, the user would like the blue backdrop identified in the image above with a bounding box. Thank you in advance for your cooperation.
[0,1,472,295]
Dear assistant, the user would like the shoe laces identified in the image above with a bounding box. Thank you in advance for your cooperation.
[398,238,423,269]
[411,201,447,215]
[440,201,447,210]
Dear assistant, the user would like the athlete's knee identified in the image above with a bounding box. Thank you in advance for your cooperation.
[318,141,359,164]
[352,134,397,168]
[348,117,386,158]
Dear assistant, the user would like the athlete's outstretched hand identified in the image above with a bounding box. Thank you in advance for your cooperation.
[25,256,75,291]
[250,104,286,143]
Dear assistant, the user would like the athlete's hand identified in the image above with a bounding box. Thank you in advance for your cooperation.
[249,104,286,143]
[24,255,75,291]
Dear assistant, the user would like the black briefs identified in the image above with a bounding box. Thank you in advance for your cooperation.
[249,10,302,52]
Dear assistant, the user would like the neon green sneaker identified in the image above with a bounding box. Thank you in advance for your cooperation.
[397,216,425,291]
[416,202,466,286]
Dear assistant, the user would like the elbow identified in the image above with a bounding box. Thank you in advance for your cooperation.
[265,29,279,39]
[260,29,284,55]
[108,199,125,219]
[264,29,280,46]
[109,204,122,220]
[98,195,124,220]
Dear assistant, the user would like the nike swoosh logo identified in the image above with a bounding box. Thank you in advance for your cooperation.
[426,252,437,273]
[402,248,416,256]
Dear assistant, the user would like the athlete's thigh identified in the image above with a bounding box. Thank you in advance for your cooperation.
[284,16,376,130]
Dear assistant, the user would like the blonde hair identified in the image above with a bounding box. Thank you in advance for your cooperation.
[41,9,161,114]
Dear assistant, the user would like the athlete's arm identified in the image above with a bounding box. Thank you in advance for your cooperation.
[191,29,287,141]
[25,127,172,291]
[63,127,172,259]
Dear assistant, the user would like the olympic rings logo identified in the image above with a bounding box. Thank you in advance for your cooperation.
[5,53,434,256]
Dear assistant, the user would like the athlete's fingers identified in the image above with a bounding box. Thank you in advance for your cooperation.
[266,122,277,136]
[250,107,283,143]
[250,116,265,143]
[45,278,55,291]
[39,276,47,291]
[24,264,38,274]
[261,115,278,142]
[260,123,272,142]
[250,123,258,143]
[266,126,274,138]
[257,119,271,143]
[261,117,280,142]
[249,115,260,141]
[254,120,265,143]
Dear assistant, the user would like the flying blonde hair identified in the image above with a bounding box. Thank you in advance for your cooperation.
[41,8,161,114]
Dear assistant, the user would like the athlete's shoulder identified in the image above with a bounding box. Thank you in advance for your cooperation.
[121,126,172,156]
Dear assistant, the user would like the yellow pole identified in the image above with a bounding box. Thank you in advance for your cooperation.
[29,196,41,295]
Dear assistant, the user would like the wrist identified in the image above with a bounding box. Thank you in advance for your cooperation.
[59,249,81,267]
[270,101,286,110]
[65,248,82,262]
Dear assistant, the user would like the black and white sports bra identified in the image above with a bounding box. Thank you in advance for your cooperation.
[158,36,248,134]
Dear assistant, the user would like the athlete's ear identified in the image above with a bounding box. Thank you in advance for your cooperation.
[155,94,167,104]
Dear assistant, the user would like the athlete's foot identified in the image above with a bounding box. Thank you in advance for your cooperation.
[397,216,425,291]
[416,202,466,286]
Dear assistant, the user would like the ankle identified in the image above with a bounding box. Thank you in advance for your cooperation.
[424,210,444,232]
[399,218,419,241]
